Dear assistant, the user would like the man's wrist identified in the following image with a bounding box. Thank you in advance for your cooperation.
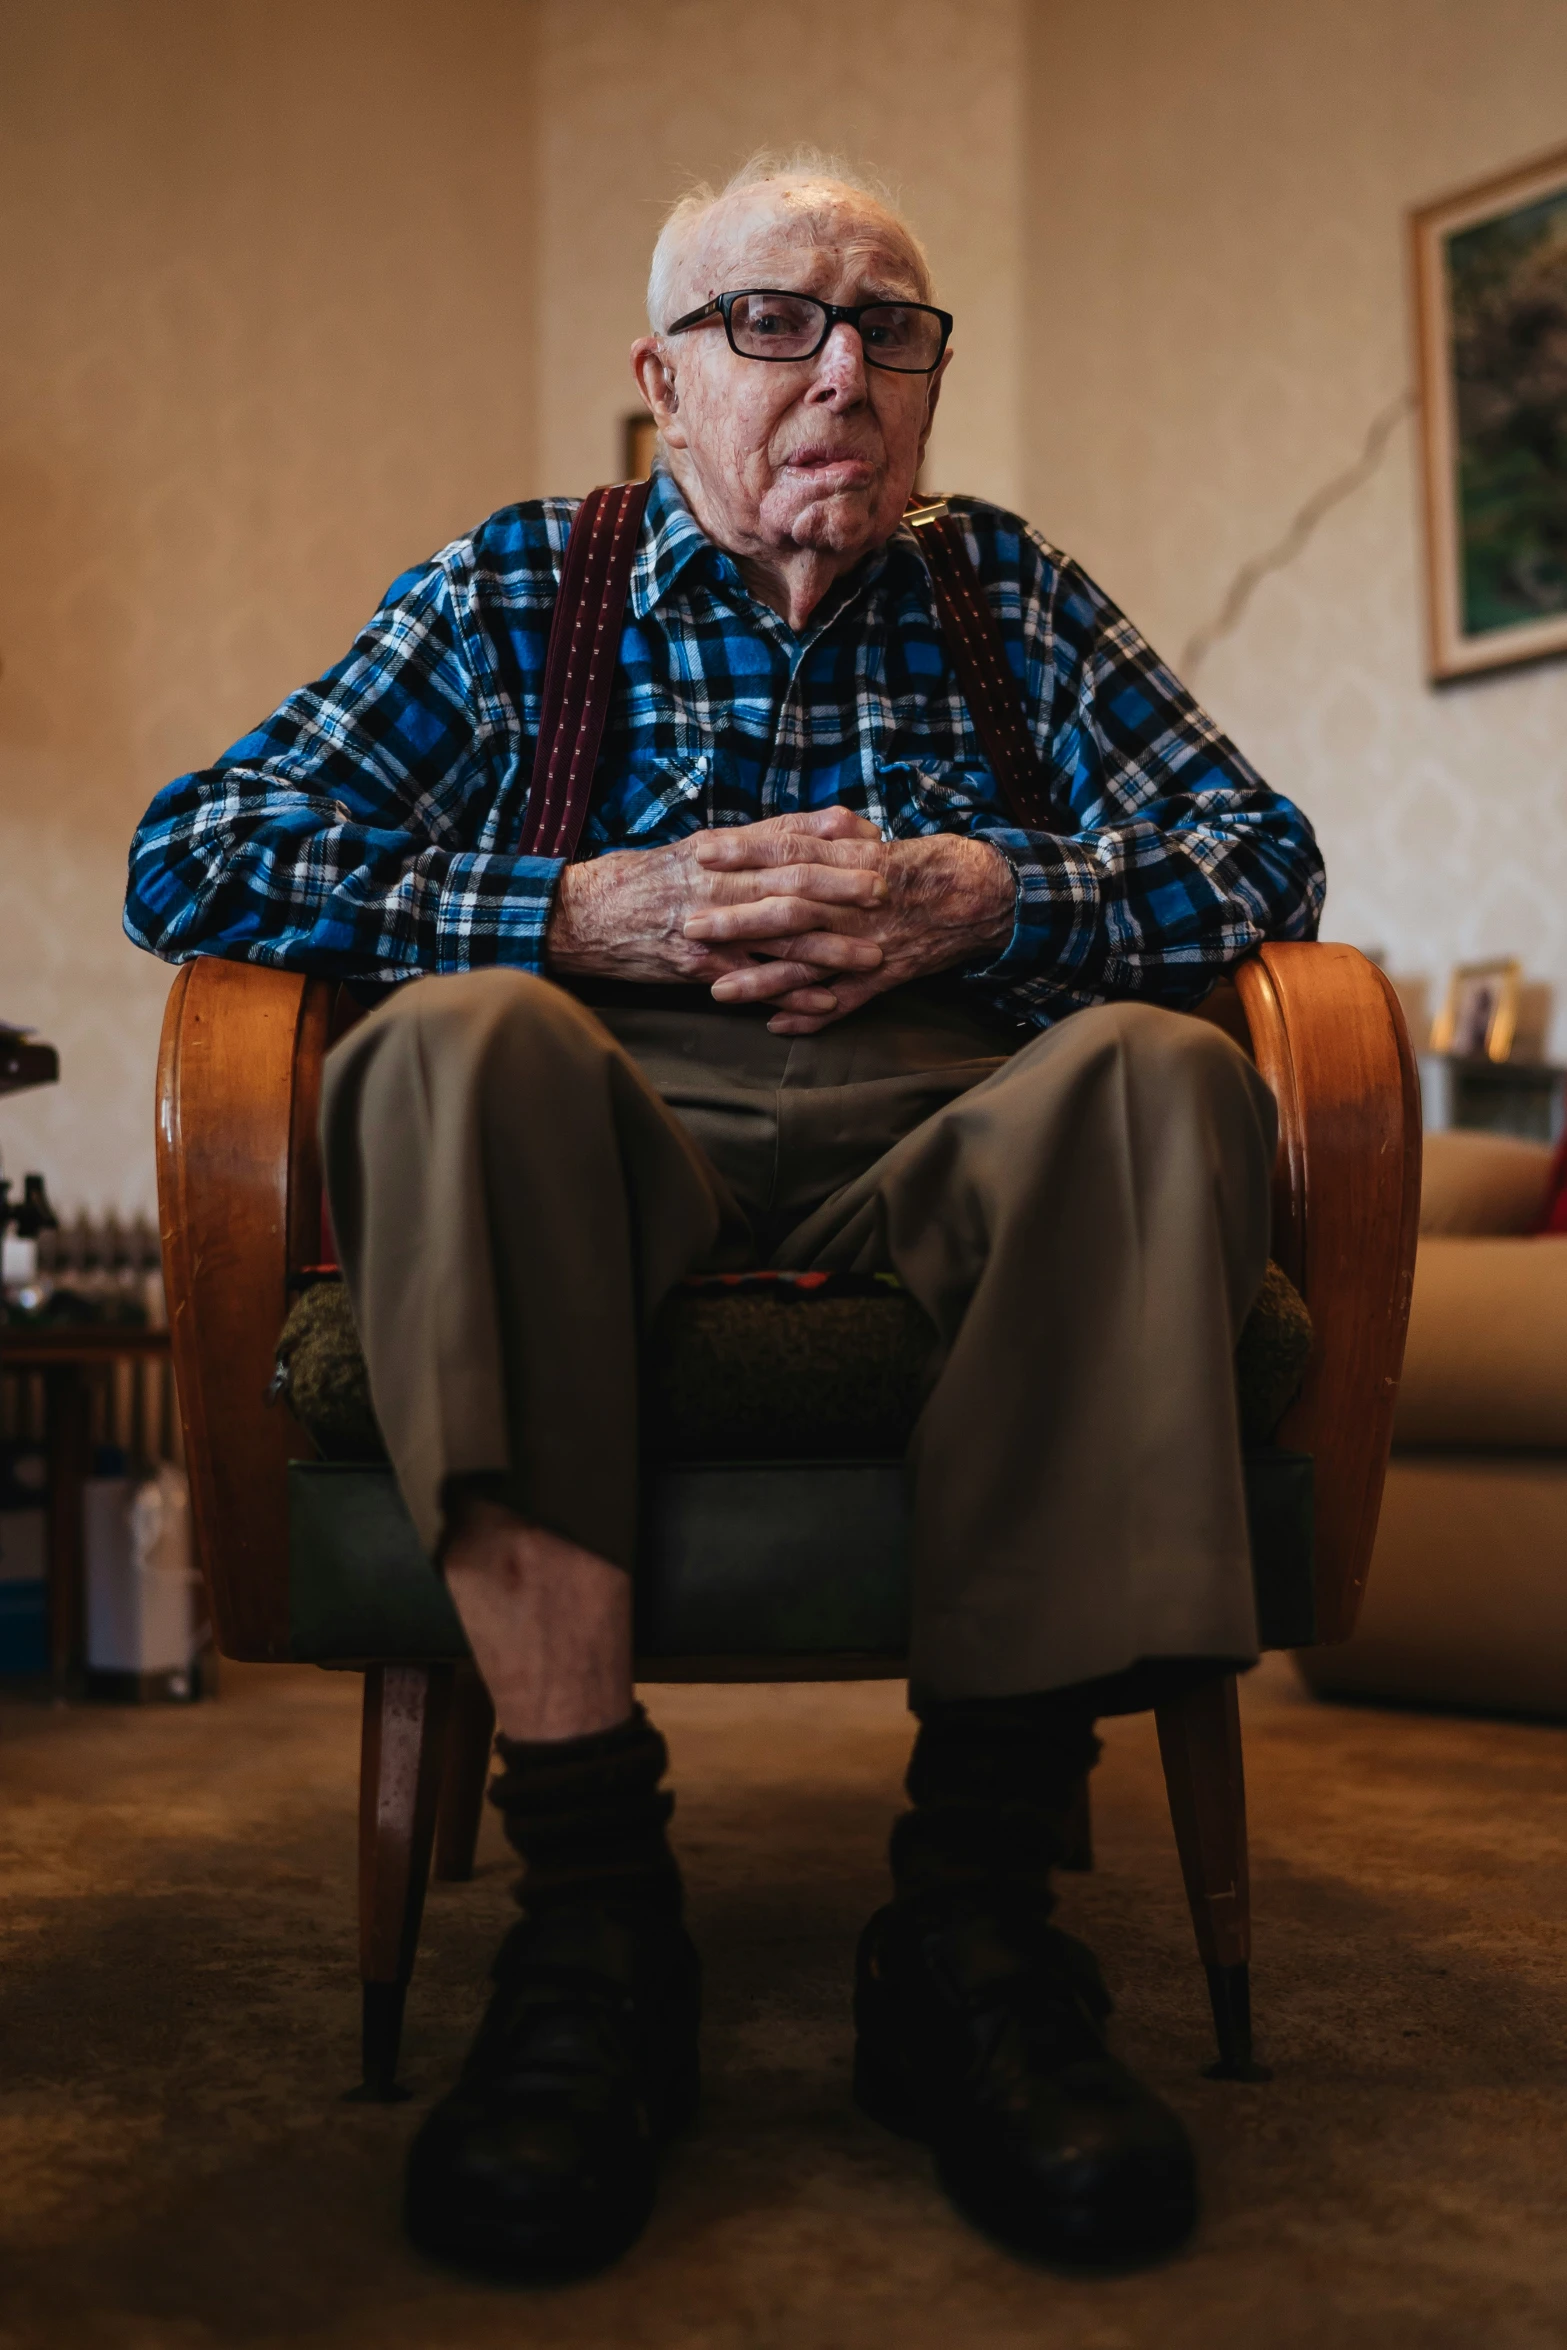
[543,861,599,973]
[963,837,1019,960]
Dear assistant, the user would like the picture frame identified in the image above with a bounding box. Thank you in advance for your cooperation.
[1410,142,1567,682]
[622,412,658,481]
[1429,957,1522,1063]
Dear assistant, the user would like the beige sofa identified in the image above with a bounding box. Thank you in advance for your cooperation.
[1299,1127,1567,1718]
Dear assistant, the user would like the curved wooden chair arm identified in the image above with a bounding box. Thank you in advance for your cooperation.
[156,957,334,1658]
[1233,942,1421,1643]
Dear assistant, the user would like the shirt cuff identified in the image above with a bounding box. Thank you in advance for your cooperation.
[434,851,565,973]
[964,830,1099,983]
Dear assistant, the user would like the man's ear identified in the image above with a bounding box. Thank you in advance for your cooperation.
[916,349,951,463]
[630,337,687,448]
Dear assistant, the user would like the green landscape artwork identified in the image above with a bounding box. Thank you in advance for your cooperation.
[1446,186,1567,638]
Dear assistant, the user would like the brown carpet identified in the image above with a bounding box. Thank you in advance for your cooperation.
[2,1656,1566,2348]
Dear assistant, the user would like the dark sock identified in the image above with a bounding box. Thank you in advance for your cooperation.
[488,1702,682,1918]
[890,1694,1103,1910]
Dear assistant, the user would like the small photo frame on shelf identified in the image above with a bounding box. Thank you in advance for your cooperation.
[1430,957,1521,1062]
[1411,142,1567,681]
[623,413,658,481]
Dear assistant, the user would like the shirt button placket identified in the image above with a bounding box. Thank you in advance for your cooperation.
[759,637,806,821]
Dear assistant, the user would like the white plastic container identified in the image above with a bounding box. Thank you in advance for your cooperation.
[85,1465,197,1695]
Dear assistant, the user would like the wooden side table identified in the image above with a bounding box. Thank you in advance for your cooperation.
[0,1324,174,1689]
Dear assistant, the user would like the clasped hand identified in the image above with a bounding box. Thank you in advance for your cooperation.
[545,809,1015,1034]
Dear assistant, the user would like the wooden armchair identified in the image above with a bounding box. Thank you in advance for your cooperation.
[155,945,1419,2098]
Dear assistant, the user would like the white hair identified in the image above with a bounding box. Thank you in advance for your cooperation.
[645,146,934,333]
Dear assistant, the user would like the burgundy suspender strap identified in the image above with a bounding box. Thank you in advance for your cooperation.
[904,503,1052,832]
[519,480,1047,856]
[518,477,653,861]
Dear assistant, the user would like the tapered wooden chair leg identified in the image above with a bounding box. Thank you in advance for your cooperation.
[354,1662,454,2101]
[1154,1673,1267,2081]
[434,1660,496,1883]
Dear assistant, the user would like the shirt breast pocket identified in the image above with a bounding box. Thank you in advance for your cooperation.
[590,755,709,849]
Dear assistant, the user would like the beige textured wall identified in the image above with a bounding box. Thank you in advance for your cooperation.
[535,0,1027,506]
[0,0,539,1217]
[1023,0,1567,1045]
[8,0,1567,1219]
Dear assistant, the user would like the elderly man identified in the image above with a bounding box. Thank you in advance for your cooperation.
[126,154,1323,2280]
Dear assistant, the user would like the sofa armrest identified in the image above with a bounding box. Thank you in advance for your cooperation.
[1418,1128,1554,1237]
[1395,1235,1567,1448]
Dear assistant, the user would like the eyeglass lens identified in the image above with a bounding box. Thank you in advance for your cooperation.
[727,293,943,372]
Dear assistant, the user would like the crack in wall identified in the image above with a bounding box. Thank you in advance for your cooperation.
[1180,389,1416,681]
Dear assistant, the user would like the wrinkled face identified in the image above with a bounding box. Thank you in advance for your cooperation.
[637,187,949,571]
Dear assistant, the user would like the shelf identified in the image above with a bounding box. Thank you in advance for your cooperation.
[0,1324,172,1367]
[1420,1054,1567,1144]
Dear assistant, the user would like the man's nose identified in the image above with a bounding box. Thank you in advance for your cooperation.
[807,320,868,401]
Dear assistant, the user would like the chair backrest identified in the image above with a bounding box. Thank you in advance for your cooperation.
[156,943,1419,1660]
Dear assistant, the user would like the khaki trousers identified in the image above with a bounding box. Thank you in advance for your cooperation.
[321,971,1276,1702]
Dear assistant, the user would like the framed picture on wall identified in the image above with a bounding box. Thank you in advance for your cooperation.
[1410,142,1567,682]
[1430,957,1521,1063]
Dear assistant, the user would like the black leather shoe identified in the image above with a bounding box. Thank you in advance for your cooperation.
[854,1893,1197,2268]
[405,1902,700,2280]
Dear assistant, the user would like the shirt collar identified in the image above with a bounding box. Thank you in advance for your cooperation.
[628,465,720,617]
[628,462,927,625]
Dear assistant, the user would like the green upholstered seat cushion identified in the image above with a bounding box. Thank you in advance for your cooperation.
[1234,1262,1314,1443]
[276,1283,385,1463]
[645,1276,938,1458]
[275,1260,1312,1466]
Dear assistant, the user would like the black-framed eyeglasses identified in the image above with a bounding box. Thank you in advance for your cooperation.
[665,288,953,374]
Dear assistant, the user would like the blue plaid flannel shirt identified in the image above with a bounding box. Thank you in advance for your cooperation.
[125,465,1324,1025]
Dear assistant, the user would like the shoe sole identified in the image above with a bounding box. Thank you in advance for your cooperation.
[937,2138,1199,2272]
[407,2188,657,2284]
